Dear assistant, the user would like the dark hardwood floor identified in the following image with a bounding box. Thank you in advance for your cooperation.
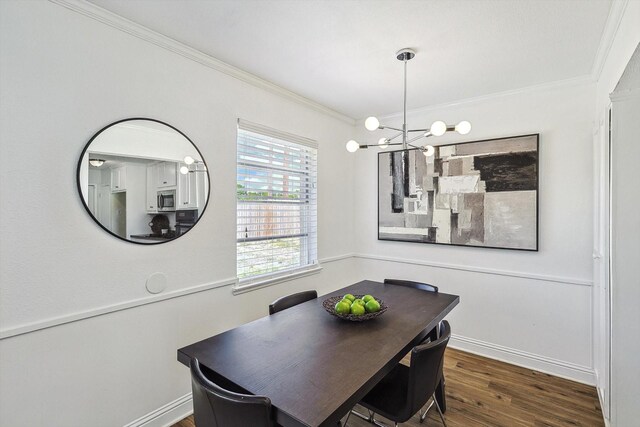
[171,348,604,427]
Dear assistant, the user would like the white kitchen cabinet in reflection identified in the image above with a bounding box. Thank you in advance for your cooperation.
[156,161,177,188]
[110,166,127,192]
[177,162,198,210]
[146,164,158,213]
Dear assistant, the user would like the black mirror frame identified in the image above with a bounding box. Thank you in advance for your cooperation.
[76,117,211,245]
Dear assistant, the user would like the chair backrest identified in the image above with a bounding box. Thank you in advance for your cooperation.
[190,358,274,427]
[268,290,318,315]
[384,279,438,293]
[406,320,451,415]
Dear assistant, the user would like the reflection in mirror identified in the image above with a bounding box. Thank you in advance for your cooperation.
[78,118,209,244]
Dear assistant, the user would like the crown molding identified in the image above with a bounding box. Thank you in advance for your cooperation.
[609,87,640,102]
[590,0,630,82]
[371,74,594,122]
[48,0,355,125]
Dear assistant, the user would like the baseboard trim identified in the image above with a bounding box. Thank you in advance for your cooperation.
[596,387,610,427]
[450,334,596,385]
[594,369,610,426]
[353,253,593,287]
[123,393,192,427]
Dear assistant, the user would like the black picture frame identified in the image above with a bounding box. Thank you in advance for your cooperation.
[377,133,539,251]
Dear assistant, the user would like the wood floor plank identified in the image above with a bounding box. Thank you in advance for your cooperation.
[170,348,604,427]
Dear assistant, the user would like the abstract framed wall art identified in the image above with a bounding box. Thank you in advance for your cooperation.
[378,134,539,251]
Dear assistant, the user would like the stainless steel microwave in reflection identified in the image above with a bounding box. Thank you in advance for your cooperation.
[157,190,176,212]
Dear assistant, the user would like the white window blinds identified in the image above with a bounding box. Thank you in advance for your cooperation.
[236,120,318,284]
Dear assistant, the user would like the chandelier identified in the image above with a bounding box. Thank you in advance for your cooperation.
[346,48,471,156]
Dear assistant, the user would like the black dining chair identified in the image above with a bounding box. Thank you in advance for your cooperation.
[268,290,318,315]
[384,279,439,341]
[356,320,451,427]
[190,358,280,427]
[384,278,439,293]
[384,278,446,412]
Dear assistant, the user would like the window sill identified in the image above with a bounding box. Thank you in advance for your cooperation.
[232,264,323,295]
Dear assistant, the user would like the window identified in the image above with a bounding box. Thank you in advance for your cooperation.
[236,120,318,288]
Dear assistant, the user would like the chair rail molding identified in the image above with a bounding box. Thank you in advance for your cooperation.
[0,254,354,340]
[353,253,593,287]
[0,277,237,340]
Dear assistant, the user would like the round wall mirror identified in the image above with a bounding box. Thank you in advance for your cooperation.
[77,118,210,244]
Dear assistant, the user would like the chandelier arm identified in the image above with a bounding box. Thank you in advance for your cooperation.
[345,49,470,154]
[386,131,404,142]
[406,143,425,149]
[407,133,427,145]
[361,142,404,148]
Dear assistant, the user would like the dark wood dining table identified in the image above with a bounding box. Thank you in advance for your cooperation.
[177,280,459,427]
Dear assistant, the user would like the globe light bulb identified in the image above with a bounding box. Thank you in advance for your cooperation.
[365,116,380,131]
[378,138,389,149]
[179,166,189,175]
[183,156,195,165]
[430,121,447,137]
[422,145,435,157]
[346,140,360,153]
[455,120,471,135]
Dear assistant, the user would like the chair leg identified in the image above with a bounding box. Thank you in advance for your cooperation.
[419,398,435,423]
[433,393,448,427]
[342,409,352,426]
[435,377,446,413]
[350,408,373,423]
[370,413,389,427]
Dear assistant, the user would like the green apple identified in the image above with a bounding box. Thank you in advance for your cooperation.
[352,298,365,307]
[343,294,356,302]
[363,294,375,303]
[350,303,366,315]
[335,301,351,315]
[365,299,381,313]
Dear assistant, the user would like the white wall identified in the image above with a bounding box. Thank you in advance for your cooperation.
[609,87,640,427]
[0,0,628,426]
[593,2,640,425]
[0,1,356,425]
[352,81,597,382]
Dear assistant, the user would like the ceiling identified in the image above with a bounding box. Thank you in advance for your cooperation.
[88,0,612,119]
